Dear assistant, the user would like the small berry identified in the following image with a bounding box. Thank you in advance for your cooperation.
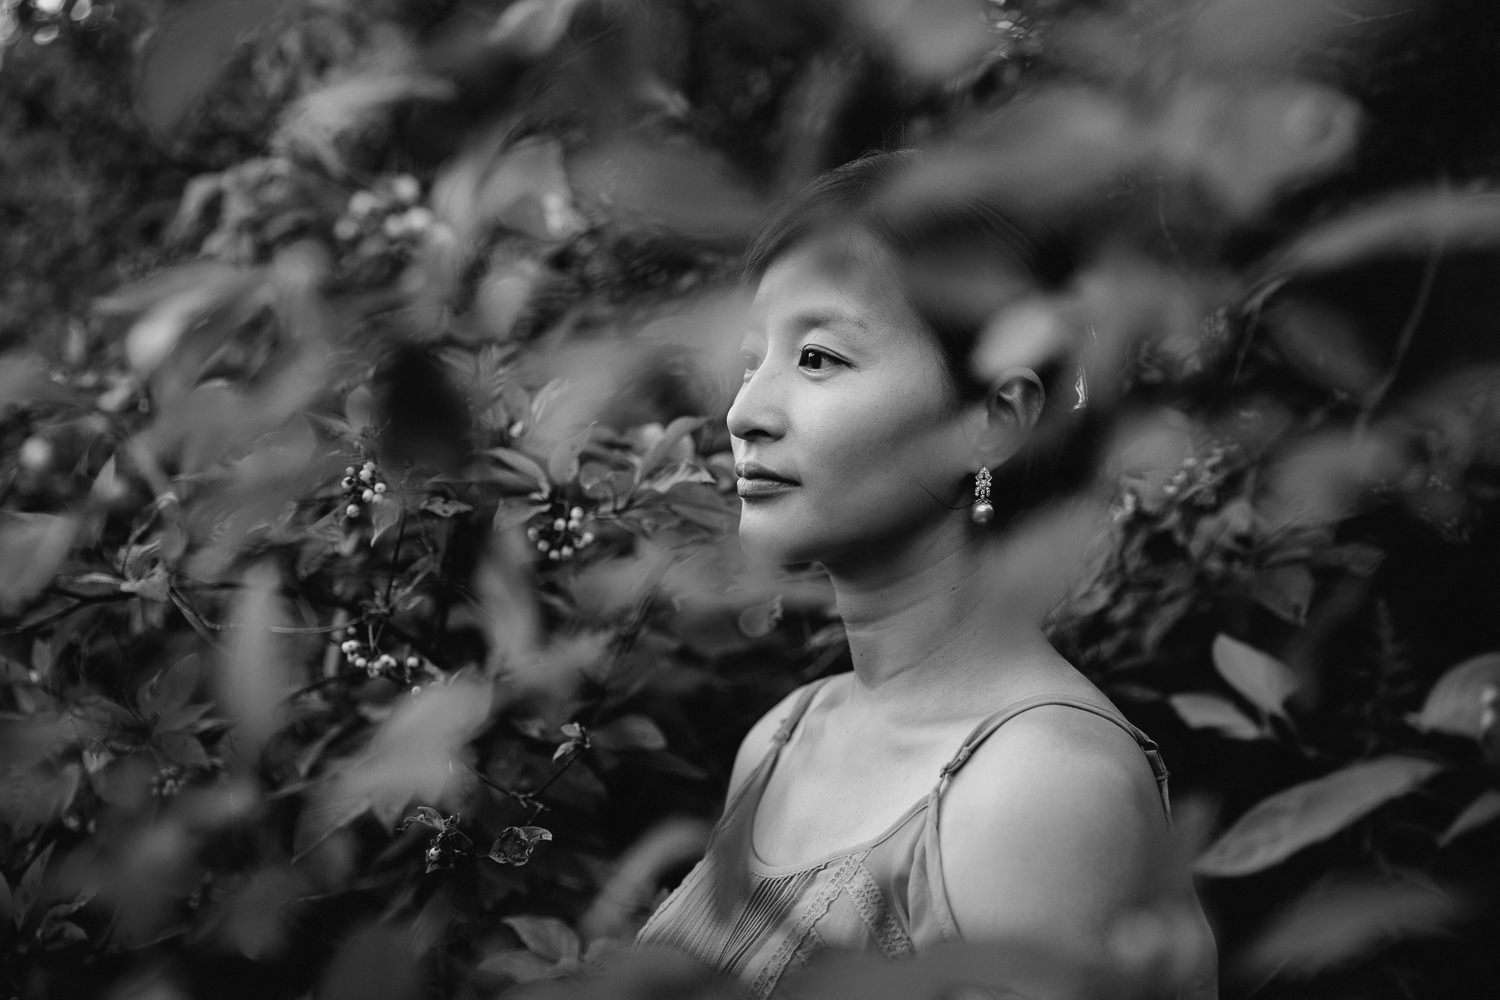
[362,489,375,502]
[411,685,422,697]
[569,506,584,519]
[548,550,561,561]
[581,532,595,546]
[346,503,361,518]
[560,546,573,559]
[374,482,387,494]
[346,465,357,476]
[342,476,356,489]
[350,191,378,216]
[392,175,421,204]
[406,655,421,669]
[360,468,374,483]
[527,526,540,540]
[553,517,566,531]
[341,640,358,654]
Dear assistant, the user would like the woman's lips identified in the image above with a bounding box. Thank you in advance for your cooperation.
[737,476,797,499]
[734,463,798,498]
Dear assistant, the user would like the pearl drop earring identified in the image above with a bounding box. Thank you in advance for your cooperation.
[971,466,994,524]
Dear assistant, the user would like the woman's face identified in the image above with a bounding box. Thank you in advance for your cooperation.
[728,236,979,568]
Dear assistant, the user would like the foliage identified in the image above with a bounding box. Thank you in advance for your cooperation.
[5,1,1500,999]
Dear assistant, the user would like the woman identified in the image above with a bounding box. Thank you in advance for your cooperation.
[636,151,1217,1000]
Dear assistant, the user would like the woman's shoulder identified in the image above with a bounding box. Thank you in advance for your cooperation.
[936,699,1175,930]
[725,675,843,801]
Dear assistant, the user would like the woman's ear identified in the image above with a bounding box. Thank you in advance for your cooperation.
[980,367,1045,465]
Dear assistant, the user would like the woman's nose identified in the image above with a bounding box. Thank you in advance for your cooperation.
[726,364,785,442]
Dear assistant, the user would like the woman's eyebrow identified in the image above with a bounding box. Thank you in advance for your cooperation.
[790,307,867,333]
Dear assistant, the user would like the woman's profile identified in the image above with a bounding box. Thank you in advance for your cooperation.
[635,150,1218,1000]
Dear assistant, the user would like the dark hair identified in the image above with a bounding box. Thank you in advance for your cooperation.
[743,149,1101,523]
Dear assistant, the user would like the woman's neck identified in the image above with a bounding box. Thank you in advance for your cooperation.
[824,522,1067,721]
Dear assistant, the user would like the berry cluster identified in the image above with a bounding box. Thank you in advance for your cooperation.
[526,502,595,561]
[340,460,388,521]
[337,628,426,684]
[151,765,186,799]
[334,175,433,253]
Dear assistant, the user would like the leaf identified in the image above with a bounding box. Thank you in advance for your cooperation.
[1168,693,1265,740]
[477,949,557,982]
[0,513,77,616]
[1240,873,1466,980]
[1212,634,1299,720]
[421,497,473,518]
[135,0,283,141]
[1272,187,1500,277]
[218,563,294,762]
[276,72,456,175]
[637,416,707,481]
[156,731,211,769]
[501,915,580,963]
[369,501,402,545]
[1249,565,1314,626]
[140,654,202,717]
[0,871,12,928]
[488,0,583,57]
[1410,653,1500,737]
[592,714,669,752]
[478,138,586,242]
[547,423,595,486]
[1438,790,1500,847]
[487,446,551,489]
[1195,755,1443,877]
[489,826,552,866]
[399,806,447,832]
[15,842,55,926]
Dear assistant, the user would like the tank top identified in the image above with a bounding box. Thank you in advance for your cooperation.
[636,676,1173,999]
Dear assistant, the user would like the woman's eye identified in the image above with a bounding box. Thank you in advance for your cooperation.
[798,347,840,371]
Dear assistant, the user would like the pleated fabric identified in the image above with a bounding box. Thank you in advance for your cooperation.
[636,676,1173,999]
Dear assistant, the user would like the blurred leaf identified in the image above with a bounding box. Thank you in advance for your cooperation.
[1168,693,1264,740]
[140,654,202,717]
[1184,0,1405,73]
[0,352,75,411]
[592,715,668,752]
[489,0,584,57]
[570,139,761,240]
[469,137,586,242]
[1158,80,1363,216]
[218,563,294,762]
[15,841,54,927]
[0,870,11,928]
[1240,873,1465,980]
[1195,755,1443,877]
[1249,565,1314,626]
[114,264,266,375]
[156,731,211,769]
[1439,790,1500,846]
[844,0,995,82]
[214,866,305,960]
[135,0,285,141]
[1410,652,1500,737]
[1212,634,1299,720]
[501,914,580,963]
[1271,187,1500,276]
[477,949,556,981]
[0,513,77,617]
[319,924,422,1000]
[548,423,596,485]
[277,71,455,175]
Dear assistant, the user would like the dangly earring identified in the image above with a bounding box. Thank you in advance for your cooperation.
[971,466,994,524]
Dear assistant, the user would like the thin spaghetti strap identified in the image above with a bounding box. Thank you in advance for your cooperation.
[938,693,1172,820]
[770,674,839,746]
